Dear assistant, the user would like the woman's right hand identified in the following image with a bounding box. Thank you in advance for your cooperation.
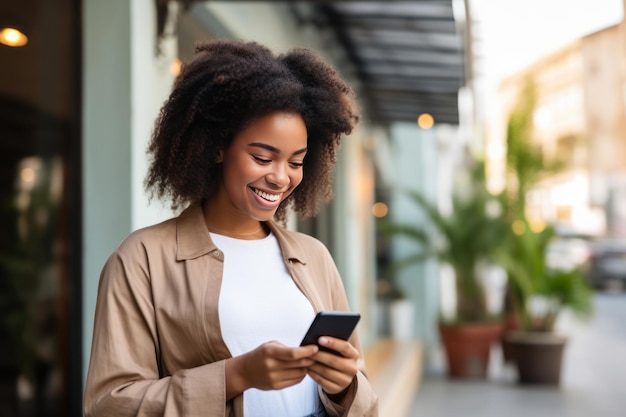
[225,341,319,400]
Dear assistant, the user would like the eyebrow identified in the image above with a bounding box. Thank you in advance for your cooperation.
[248,142,308,156]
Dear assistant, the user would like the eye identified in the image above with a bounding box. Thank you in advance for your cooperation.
[252,155,271,164]
[289,161,304,169]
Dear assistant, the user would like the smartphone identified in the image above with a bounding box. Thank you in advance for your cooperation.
[300,311,361,354]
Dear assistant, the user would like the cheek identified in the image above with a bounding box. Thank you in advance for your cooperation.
[281,171,303,200]
[293,170,305,188]
[224,157,259,183]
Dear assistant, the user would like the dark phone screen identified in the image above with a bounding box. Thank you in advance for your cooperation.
[300,311,361,353]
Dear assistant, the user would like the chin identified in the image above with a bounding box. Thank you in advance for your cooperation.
[248,208,278,222]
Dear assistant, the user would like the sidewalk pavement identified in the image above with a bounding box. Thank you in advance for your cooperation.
[408,292,626,417]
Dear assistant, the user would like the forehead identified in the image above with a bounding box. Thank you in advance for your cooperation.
[232,112,307,149]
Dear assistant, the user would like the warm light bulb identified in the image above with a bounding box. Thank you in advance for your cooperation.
[20,167,36,183]
[0,27,28,47]
[529,218,546,233]
[372,202,388,218]
[417,113,434,129]
[512,219,526,235]
[170,59,182,77]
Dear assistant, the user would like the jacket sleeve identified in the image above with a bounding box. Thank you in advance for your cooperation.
[84,248,230,417]
[315,245,379,417]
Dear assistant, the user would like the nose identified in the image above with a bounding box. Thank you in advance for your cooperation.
[266,163,290,188]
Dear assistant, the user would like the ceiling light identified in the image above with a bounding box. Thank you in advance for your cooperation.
[0,27,28,47]
[417,113,434,129]
[372,202,388,218]
[170,58,182,77]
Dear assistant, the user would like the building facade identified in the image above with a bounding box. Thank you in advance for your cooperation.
[494,20,626,237]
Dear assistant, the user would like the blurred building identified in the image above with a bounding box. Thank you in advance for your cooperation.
[0,1,468,415]
[493,18,626,237]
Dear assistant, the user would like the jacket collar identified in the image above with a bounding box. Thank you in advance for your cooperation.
[175,203,217,260]
[176,203,307,265]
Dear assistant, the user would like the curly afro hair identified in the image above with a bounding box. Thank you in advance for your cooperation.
[145,39,360,222]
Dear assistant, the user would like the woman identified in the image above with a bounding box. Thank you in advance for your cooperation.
[84,39,378,417]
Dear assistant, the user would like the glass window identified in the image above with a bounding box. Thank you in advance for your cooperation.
[0,0,81,415]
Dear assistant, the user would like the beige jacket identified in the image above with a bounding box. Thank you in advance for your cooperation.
[84,204,378,417]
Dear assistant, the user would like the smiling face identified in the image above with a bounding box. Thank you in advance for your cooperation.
[206,112,308,228]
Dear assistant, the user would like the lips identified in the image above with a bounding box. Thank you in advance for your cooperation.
[252,187,281,202]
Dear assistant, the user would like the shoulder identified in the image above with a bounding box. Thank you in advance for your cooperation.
[271,223,331,258]
[280,227,325,247]
[116,216,178,257]
[98,216,179,289]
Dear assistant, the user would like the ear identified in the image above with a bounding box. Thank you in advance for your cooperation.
[216,149,224,163]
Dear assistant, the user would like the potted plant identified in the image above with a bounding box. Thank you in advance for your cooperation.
[379,159,510,378]
[498,75,568,363]
[498,220,593,385]
[0,157,60,412]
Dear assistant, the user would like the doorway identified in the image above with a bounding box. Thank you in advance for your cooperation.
[0,0,82,415]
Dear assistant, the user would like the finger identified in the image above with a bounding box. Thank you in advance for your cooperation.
[307,367,352,395]
[276,357,317,370]
[263,342,318,361]
[308,350,358,391]
[317,337,359,359]
[308,358,356,381]
[308,362,347,381]
[272,367,310,384]
[307,344,358,392]
[265,368,311,391]
[311,350,355,373]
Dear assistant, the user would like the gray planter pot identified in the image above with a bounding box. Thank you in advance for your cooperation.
[505,331,567,385]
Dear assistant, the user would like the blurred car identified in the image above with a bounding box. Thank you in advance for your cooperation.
[546,237,591,272]
[586,238,626,290]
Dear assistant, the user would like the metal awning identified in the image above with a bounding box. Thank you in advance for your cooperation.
[307,1,466,126]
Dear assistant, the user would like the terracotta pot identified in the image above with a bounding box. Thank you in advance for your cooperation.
[505,331,567,385]
[439,321,503,378]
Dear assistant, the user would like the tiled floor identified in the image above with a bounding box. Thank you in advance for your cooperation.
[409,292,626,417]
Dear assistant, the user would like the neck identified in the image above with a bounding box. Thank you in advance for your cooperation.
[208,222,267,239]
[202,201,268,239]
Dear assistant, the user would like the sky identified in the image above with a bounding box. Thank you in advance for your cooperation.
[471,0,624,82]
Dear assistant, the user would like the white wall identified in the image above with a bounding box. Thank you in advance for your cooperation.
[83,0,131,382]
[82,0,175,382]
[388,122,442,364]
[130,0,176,230]
[332,126,380,346]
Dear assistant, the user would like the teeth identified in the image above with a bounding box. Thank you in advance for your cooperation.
[254,188,280,202]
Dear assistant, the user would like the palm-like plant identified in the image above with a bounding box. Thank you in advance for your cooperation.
[379,160,509,323]
[497,220,593,332]
[500,76,592,332]
[505,77,564,219]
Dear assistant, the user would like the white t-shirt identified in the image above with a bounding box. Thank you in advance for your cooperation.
[213,232,318,417]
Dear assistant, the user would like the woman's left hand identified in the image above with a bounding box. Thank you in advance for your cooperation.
[306,337,359,395]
